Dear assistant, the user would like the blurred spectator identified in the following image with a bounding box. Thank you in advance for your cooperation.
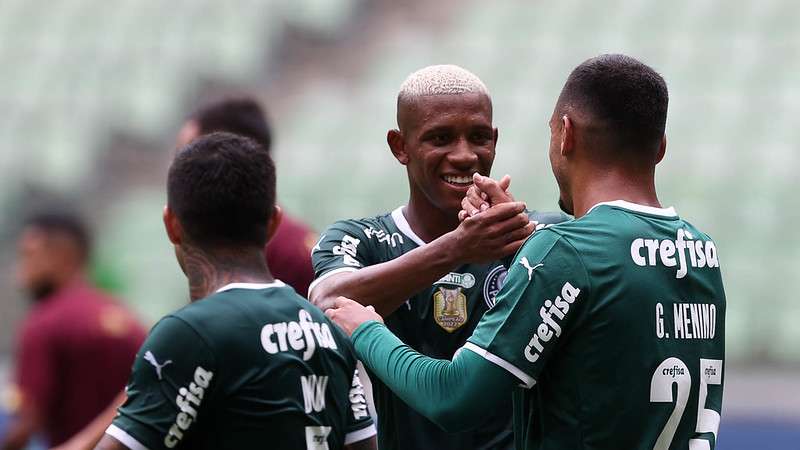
[1,212,146,449]
[177,96,317,296]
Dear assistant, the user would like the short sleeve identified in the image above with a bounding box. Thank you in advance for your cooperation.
[466,230,590,388]
[344,367,377,444]
[107,316,217,450]
[15,319,56,416]
[308,220,376,296]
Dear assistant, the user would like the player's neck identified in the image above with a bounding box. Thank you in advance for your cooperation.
[570,167,661,218]
[404,194,460,243]
[182,245,274,302]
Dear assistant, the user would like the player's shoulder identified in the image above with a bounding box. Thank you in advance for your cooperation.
[321,210,395,235]
[517,227,580,264]
[676,217,715,242]
[527,209,572,225]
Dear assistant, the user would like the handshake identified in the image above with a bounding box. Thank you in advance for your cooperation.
[451,172,537,264]
[325,173,537,335]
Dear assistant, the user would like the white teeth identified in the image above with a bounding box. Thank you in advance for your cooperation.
[443,175,473,185]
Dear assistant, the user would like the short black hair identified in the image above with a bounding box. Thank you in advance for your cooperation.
[557,54,668,155]
[24,211,91,261]
[190,97,272,151]
[167,132,276,248]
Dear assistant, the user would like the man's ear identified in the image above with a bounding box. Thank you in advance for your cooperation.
[266,205,283,244]
[163,205,182,245]
[656,134,667,164]
[492,127,499,147]
[387,129,409,165]
[560,115,574,157]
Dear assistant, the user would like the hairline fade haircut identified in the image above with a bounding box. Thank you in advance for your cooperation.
[398,64,490,101]
[557,54,668,157]
[396,64,491,130]
[190,96,272,151]
[167,132,276,249]
[24,211,92,262]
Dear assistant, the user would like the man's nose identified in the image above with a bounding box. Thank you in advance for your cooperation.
[447,138,479,169]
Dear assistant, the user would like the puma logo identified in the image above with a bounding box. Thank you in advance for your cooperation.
[519,257,543,281]
[311,234,326,253]
[144,351,172,380]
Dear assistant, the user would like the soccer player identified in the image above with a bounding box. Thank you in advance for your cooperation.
[1,212,145,450]
[94,133,376,450]
[309,65,567,450]
[177,96,317,295]
[326,54,727,450]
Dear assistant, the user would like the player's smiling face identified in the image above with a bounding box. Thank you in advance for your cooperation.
[392,93,497,215]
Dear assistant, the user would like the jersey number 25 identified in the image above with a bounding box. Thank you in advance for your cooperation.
[650,357,723,450]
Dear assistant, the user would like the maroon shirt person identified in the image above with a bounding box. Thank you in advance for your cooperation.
[2,213,145,449]
[177,96,317,296]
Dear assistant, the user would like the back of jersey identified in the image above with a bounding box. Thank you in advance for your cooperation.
[110,281,374,450]
[467,200,725,450]
[552,201,726,450]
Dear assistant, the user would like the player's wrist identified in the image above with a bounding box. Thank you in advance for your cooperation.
[433,230,466,267]
[351,320,386,347]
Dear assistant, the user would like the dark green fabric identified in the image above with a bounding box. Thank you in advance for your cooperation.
[111,284,374,450]
[352,321,516,432]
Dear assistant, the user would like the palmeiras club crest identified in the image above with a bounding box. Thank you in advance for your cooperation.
[483,265,508,309]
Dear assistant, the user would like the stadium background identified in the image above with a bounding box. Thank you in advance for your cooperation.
[0,0,797,448]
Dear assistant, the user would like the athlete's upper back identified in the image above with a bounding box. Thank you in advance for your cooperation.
[468,200,726,450]
[109,281,374,450]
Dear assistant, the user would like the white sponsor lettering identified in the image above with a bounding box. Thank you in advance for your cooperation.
[301,375,328,413]
[261,309,338,361]
[164,366,214,448]
[524,282,581,363]
[363,226,404,247]
[630,229,719,278]
[332,235,361,267]
[349,370,369,420]
[434,272,476,289]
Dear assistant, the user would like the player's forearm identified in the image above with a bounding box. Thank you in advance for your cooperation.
[311,235,460,316]
[351,321,514,432]
[54,391,126,450]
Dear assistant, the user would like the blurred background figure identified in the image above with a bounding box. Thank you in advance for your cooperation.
[1,212,145,450]
[176,96,317,295]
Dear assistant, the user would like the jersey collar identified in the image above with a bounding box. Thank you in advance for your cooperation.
[216,280,286,293]
[587,200,677,217]
[391,206,427,246]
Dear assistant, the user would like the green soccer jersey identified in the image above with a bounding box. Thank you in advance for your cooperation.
[311,206,568,450]
[466,200,726,450]
[107,281,375,450]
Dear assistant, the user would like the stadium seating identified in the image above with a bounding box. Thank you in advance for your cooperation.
[273,0,800,363]
[0,0,797,364]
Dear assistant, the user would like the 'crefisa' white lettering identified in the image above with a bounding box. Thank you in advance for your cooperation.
[164,366,213,448]
[630,229,719,278]
[261,309,338,361]
[524,282,581,363]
